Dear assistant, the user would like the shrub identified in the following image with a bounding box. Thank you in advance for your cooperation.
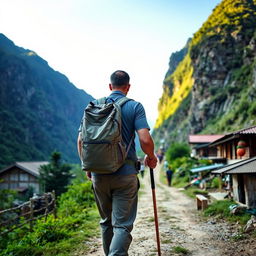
[58,182,95,217]
[210,177,221,189]
[0,180,97,256]
[165,143,190,163]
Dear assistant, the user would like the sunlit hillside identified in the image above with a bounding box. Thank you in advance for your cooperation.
[154,0,256,145]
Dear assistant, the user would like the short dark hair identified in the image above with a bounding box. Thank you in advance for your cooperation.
[110,70,130,87]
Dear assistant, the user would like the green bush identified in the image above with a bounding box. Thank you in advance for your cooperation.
[210,177,221,189]
[58,182,95,217]
[0,180,97,256]
[165,143,190,163]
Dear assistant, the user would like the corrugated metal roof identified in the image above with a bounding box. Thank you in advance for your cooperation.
[189,135,224,144]
[232,125,256,135]
[0,161,49,177]
[191,163,224,173]
[212,157,256,174]
[210,125,256,147]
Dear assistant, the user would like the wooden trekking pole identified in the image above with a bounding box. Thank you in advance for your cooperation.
[150,168,161,256]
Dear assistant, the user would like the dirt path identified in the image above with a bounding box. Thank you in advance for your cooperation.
[79,165,256,256]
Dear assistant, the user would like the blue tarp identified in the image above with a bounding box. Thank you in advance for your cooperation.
[190,163,224,173]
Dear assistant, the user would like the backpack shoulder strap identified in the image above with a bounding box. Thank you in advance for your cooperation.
[96,97,107,104]
[115,96,133,107]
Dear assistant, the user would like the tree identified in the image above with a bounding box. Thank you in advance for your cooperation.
[39,152,72,196]
[165,143,190,163]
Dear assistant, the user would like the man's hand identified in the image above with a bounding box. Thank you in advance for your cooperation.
[86,171,92,180]
[144,154,157,169]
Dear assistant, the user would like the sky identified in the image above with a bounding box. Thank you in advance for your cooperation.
[0,0,221,126]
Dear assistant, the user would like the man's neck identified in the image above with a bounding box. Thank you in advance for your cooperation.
[112,89,127,95]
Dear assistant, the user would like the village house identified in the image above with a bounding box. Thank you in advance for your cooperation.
[210,125,256,164]
[188,134,224,162]
[211,125,256,208]
[213,157,256,208]
[0,162,48,194]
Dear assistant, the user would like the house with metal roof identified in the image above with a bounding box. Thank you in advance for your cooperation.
[212,157,256,208]
[0,162,48,194]
[188,134,224,162]
[210,125,256,164]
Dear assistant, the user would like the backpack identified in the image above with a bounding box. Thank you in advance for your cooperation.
[80,96,133,174]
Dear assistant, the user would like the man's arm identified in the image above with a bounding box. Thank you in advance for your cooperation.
[77,132,92,180]
[137,128,157,169]
[77,132,82,159]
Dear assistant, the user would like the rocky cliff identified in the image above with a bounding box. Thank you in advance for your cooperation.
[0,34,94,167]
[154,0,256,147]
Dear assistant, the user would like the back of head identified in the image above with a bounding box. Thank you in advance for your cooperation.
[110,70,130,87]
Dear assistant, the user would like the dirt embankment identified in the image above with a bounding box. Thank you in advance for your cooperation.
[78,166,256,256]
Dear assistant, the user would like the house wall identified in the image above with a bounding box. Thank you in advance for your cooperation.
[217,136,256,161]
[232,173,256,208]
[244,174,256,208]
[249,136,256,157]
[232,174,239,203]
[0,167,40,193]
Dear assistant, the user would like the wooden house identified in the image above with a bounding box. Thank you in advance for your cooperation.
[188,134,224,162]
[211,125,256,208]
[210,126,256,164]
[0,162,48,194]
[213,157,256,208]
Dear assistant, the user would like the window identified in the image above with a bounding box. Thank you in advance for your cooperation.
[10,173,18,181]
[10,183,18,189]
[0,183,8,189]
[19,182,29,188]
[20,173,29,181]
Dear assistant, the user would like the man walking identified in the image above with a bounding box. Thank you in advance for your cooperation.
[77,70,157,256]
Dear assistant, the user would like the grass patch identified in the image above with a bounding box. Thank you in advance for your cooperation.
[172,246,189,254]
[158,207,167,213]
[147,217,155,222]
[182,186,208,198]
[171,226,185,231]
[204,200,251,225]
[162,238,172,244]
[231,233,246,241]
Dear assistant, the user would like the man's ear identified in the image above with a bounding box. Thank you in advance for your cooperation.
[109,84,113,91]
[126,84,131,92]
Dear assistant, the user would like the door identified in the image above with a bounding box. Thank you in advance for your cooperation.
[237,174,246,204]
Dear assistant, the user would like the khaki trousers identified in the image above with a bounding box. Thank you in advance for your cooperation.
[92,174,139,256]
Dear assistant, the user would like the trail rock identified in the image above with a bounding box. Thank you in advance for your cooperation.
[243,215,256,233]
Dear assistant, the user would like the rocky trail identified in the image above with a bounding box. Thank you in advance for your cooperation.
[78,165,256,256]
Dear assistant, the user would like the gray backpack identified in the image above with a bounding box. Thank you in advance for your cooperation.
[80,97,132,174]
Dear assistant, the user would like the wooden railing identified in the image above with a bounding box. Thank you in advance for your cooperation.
[0,191,56,235]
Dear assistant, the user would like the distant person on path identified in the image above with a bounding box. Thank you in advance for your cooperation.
[77,70,157,256]
[166,165,173,187]
[156,148,164,164]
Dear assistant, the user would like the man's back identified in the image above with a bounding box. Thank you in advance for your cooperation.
[77,70,157,256]
[103,90,150,175]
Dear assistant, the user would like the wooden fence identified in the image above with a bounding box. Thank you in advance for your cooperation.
[0,191,56,235]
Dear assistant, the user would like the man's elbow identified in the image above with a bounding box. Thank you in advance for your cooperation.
[139,136,153,148]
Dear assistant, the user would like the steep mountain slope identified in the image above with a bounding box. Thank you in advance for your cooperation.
[0,34,94,167]
[154,0,256,146]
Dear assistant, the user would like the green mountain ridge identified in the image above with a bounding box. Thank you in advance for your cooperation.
[154,0,256,147]
[0,34,94,168]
